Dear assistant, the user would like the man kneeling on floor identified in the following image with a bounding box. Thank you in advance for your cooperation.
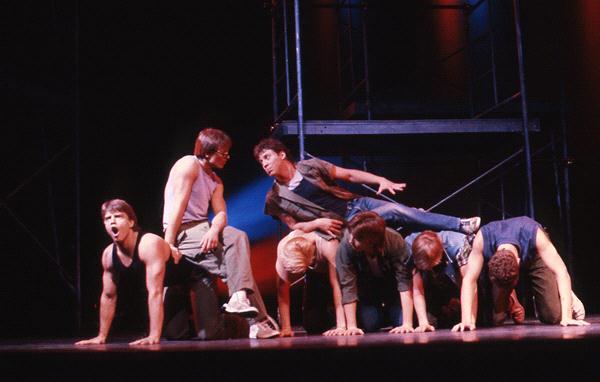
[453,216,588,331]
[336,212,431,335]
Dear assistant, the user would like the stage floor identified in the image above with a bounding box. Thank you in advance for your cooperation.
[2,316,600,381]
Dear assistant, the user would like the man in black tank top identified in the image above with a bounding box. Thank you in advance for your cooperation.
[76,199,171,345]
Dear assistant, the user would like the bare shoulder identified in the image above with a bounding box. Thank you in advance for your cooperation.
[171,155,200,176]
[101,245,113,269]
[138,233,170,261]
[472,231,484,250]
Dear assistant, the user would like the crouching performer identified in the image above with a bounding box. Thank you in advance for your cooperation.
[335,212,430,335]
[276,231,346,336]
[76,199,170,345]
[453,216,587,331]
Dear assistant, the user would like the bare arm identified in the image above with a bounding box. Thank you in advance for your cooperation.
[452,232,484,332]
[342,302,364,335]
[412,271,435,332]
[130,236,170,345]
[315,237,346,336]
[280,213,343,238]
[76,248,117,345]
[201,178,227,253]
[536,228,589,326]
[333,165,406,195]
[276,276,294,337]
[163,157,198,263]
[389,290,415,334]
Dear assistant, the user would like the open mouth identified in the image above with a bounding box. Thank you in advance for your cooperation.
[111,226,119,234]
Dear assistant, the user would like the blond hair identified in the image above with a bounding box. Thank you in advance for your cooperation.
[280,236,317,275]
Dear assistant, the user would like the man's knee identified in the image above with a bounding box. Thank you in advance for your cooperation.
[538,308,561,324]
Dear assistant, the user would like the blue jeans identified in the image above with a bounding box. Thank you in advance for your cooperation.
[357,275,402,332]
[346,197,461,232]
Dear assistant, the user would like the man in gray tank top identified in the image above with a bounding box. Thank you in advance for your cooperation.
[162,128,279,339]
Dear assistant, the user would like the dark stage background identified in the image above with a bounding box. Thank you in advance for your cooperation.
[2,0,599,339]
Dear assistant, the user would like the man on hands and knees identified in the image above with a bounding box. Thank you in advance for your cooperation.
[253,138,480,239]
[336,212,429,335]
[76,199,170,346]
[163,128,279,339]
[276,231,346,336]
[452,216,588,332]
[406,230,474,330]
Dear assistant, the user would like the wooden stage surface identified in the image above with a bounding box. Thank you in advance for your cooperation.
[2,316,600,381]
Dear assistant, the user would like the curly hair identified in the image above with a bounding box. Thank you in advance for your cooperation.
[488,249,519,288]
[412,231,444,271]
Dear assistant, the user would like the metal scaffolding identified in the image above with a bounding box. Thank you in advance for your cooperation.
[268,0,573,269]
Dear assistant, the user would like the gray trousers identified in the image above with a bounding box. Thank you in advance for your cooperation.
[176,221,268,320]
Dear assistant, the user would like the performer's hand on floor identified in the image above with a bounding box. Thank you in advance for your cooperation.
[322,327,346,336]
[389,324,414,334]
[75,336,106,345]
[129,336,160,345]
[415,324,435,333]
[343,327,364,336]
[560,319,590,327]
[279,327,294,337]
[451,322,476,332]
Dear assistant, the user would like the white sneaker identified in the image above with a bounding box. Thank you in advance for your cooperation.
[222,296,259,318]
[249,316,280,339]
[572,291,585,320]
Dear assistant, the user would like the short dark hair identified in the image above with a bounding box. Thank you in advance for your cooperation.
[193,128,232,158]
[253,138,292,161]
[347,211,386,253]
[412,231,444,271]
[488,249,519,287]
[101,199,140,231]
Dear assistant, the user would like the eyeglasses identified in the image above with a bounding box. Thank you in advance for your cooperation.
[216,150,231,159]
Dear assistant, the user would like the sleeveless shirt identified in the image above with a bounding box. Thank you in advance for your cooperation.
[163,156,218,227]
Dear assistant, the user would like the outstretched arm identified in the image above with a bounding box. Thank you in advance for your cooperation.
[76,249,117,345]
[452,232,484,332]
[130,236,170,345]
[536,228,589,326]
[333,165,406,195]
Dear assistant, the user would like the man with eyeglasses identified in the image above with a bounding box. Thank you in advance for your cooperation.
[162,128,279,339]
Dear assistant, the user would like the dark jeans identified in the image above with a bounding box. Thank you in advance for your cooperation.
[357,275,402,332]
[346,197,462,232]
